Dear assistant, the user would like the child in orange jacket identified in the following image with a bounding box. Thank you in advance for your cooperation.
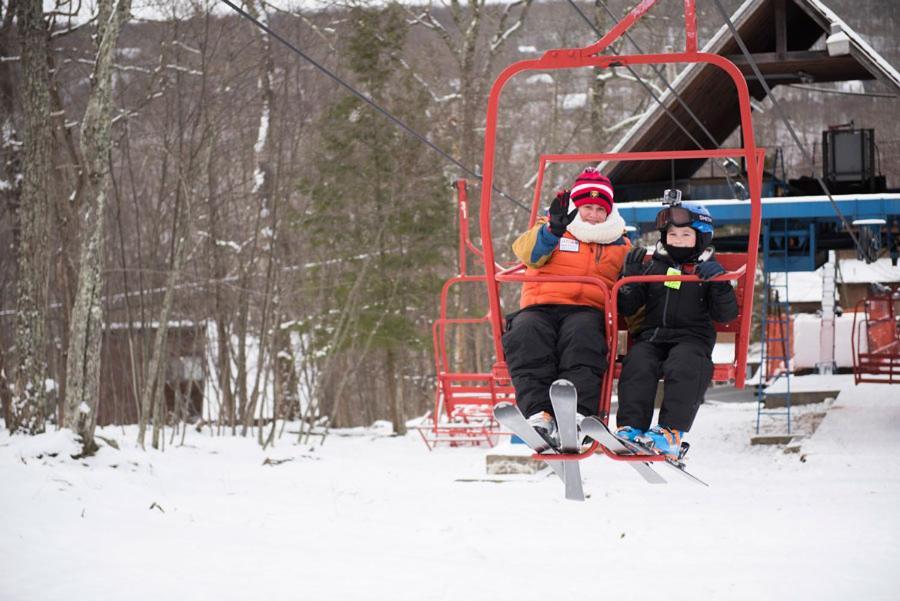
[502,167,630,445]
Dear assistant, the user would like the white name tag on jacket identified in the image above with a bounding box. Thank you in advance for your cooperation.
[559,237,580,253]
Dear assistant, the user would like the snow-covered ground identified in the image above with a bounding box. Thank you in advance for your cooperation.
[2,381,898,601]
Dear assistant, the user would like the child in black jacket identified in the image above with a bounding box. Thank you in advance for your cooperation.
[615,201,738,456]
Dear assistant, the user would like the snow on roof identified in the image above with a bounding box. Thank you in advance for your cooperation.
[838,257,900,283]
[605,0,900,163]
[766,259,900,304]
[801,0,900,90]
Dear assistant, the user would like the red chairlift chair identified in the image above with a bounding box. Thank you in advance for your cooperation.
[851,285,900,384]
[478,0,764,467]
[417,180,516,449]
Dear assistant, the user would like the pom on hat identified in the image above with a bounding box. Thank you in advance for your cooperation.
[570,167,614,212]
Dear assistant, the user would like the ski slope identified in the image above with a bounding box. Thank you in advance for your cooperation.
[1,381,897,601]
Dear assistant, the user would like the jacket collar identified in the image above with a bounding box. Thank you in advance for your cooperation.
[653,241,715,266]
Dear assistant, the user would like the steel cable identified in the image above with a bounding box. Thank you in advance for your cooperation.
[218,0,530,212]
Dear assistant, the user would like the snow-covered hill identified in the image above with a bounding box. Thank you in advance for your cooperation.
[2,380,897,601]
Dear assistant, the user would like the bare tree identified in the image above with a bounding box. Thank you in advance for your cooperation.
[10,0,53,434]
[409,0,533,170]
[232,0,278,437]
[64,0,132,454]
[406,0,534,377]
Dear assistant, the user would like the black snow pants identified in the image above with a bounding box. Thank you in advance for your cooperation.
[501,304,608,418]
[616,340,713,432]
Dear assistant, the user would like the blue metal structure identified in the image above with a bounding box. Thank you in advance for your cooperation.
[620,193,900,270]
[618,193,900,229]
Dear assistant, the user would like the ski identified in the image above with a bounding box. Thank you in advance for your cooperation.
[580,417,666,484]
[617,430,708,487]
[493,403,565,483]
[655,451,708,487]
[549,379,585,501]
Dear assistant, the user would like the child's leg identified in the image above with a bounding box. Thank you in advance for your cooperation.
[501,307,558,417]
[556,308,607,416]
[658,342,714,432]
[616,341,666,430]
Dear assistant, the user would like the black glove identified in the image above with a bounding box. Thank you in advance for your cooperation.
[622,246,647,277]
[547,190,577,237]
[696,259,726,281]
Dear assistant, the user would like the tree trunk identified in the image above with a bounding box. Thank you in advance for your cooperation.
[11,0,53,434]
[137,232,186,449]
[64,0,132,455]
[590,2,609,142]
[205,142,234,431]
[0,343,13,428]
[386,347,405,435]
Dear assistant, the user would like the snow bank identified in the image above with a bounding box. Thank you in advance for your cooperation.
[2,381,898,601]
[5,429,82,461]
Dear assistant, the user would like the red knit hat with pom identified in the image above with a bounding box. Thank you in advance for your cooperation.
[570,167,614,212]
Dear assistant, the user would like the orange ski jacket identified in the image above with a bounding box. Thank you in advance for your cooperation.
[512,218,630,310]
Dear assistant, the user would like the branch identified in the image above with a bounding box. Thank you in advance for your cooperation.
[489,0,532,54]
[62,57,202,77]
[603,66,664,98]
[46,0,83,19]
[260,0,338,55]
[372,31,459,104]
[50,14,95,38]
[603,113,644,135]
[405,5,454,53]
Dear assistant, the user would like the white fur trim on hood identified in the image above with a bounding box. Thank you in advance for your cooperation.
[566,206,626,244]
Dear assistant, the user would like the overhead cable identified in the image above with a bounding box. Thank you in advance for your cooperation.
[218,0,529,212]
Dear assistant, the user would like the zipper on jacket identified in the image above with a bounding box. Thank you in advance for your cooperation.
[662,286,671,327]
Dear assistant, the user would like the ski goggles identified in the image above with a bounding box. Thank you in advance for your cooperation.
[654,206,713,230]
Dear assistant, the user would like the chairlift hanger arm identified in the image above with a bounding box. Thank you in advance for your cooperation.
[566,0,746,196]
[574,0,699,58]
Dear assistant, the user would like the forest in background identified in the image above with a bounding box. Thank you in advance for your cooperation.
[1,0,896,453]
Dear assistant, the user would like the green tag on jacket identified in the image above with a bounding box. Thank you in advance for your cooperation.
[664,266,682,289]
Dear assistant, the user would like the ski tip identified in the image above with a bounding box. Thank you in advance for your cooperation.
[550,378,575,389]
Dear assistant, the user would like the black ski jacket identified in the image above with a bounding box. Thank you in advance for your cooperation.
[617,245,739,351]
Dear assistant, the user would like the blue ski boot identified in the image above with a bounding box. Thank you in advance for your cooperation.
[636,426,685,457]
[615,425,643,443]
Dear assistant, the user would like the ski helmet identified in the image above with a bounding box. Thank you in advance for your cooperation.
[655,201,714,250]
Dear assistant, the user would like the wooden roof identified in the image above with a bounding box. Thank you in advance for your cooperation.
[604,0,900,189]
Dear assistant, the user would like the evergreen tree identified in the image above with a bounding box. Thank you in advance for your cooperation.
[298,2,451,431]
